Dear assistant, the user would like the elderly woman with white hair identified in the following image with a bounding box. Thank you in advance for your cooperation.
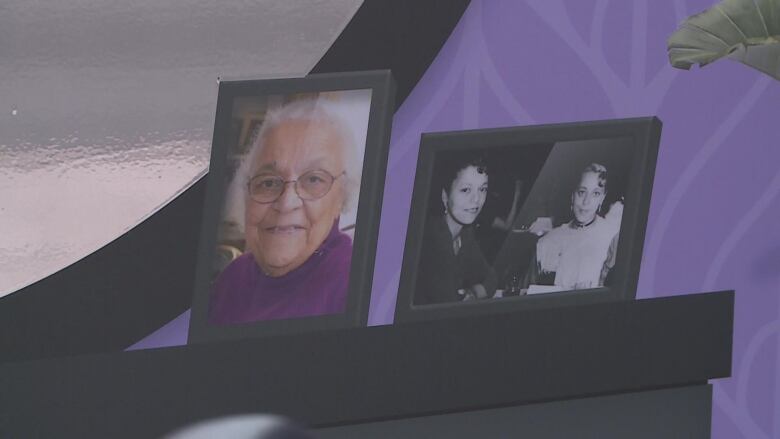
[209,98,361,324]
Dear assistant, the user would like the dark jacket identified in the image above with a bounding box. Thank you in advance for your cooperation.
[414,215,497,305]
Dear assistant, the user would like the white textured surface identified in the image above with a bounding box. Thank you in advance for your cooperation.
[0,0,363,296]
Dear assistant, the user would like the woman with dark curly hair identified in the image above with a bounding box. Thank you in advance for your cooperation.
[413,154,497,305]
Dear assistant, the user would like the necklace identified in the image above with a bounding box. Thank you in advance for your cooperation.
[572,217,596,229]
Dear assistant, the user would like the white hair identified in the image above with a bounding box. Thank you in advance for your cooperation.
[227,97,362,232]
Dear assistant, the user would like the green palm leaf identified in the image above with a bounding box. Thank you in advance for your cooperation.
[668,0,780,80]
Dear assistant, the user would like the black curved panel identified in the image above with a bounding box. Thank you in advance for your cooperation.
[0,178,207,362]
[0,0,471,362]
[312,0,471,105]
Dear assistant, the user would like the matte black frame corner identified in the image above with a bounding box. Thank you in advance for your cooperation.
[394,117,662,323]
[188,70,396,343]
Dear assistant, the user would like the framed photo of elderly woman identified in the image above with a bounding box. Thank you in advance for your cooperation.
[188,70,395,343]
[395,117,662,323]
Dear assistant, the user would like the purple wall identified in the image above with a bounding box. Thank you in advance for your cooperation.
[367,1,779,438]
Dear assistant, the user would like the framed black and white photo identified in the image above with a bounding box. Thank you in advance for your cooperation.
[188,70,395,343]
[395,117,661,323]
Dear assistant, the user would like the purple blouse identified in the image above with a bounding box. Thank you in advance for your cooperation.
[208,222,352,325]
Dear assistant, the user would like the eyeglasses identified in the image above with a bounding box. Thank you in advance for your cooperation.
[247,169,345,204]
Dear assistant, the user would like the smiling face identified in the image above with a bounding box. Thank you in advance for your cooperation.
[442,165,488,226]
[244,118,346,277]
[571,171,606,224]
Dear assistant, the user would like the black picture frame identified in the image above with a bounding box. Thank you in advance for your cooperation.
[188,70,395,343]
[395,117,662,323]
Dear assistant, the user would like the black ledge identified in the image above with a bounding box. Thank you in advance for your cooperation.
[0,291,733,438]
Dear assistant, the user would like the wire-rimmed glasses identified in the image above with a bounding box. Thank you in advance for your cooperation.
[247,169,345,204]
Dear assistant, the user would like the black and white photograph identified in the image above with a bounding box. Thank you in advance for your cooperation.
[189,71,395,343]
[396,118,661,322]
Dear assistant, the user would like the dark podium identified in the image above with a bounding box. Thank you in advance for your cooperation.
[0,291,733,438]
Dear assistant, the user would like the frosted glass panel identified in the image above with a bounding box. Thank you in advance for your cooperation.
[0,0,363,297]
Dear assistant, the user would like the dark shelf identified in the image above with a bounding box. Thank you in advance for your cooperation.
[0,291,733,438]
